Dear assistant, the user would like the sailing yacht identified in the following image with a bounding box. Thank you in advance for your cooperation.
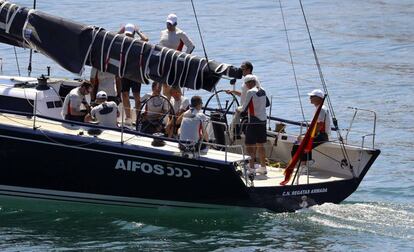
[0,0,380,212]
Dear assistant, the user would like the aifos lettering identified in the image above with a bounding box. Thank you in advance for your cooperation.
[115,159,191,178]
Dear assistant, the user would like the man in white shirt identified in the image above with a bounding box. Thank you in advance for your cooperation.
[140,82,169,134]
[166,86,190,137]
[159,14,195,54]
[159,13,195,99]
[225,61,258,106]
[90,67,120,104]
[179,96,208,151]
[85,91,120,128]
[61,81,92,122]
[237,74,268,175]
[308,89,330,144]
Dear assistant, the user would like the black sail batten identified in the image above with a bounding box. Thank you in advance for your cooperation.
[0,1,242,91]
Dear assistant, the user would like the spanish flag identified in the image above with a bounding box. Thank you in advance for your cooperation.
[280,97,325,186]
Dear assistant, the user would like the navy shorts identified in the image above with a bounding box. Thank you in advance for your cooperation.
[121,78,141,93]
[245,116,267,145]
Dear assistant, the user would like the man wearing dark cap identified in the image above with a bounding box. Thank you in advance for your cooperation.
[179,96,209,151]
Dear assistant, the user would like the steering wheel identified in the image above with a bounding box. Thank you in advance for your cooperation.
[203,89,240,123]
[135,95,175,134]
[203,89,240,146]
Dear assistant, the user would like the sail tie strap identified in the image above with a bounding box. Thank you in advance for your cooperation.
[178,54,192,88]
[118,36,128,77]
[5,4,21,34]
[104,33,120,72]
[80,26,103,75]
[171,51,185,86]
[143,44,155,82]
[181,55,197,88]
[122,38,139,78]
[100,31,110,72]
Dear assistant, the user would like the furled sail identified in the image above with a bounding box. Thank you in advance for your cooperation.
[0,1,242,91]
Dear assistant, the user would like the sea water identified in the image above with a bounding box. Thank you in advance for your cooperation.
[0,0,413,251]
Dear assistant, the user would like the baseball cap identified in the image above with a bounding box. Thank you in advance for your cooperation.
[96,91,108,99]
[166,14,177,25]
[124,23,135,35]
[244,74,258,84]
[307,89,325,99]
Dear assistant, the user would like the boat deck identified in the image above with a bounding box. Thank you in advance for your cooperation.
[0,113,247,163]
[246,166,348,187]
[0,113,349,186]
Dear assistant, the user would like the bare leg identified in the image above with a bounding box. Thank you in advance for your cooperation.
[257,143,266,167]
[122,92,131,119]
[132,92,141,118]
[246,144,256,169]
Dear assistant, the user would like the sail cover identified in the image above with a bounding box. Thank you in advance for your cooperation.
[0,1,242,91]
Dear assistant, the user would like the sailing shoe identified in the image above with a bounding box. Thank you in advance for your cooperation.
[257,166,267,175]
[124,117,133,126]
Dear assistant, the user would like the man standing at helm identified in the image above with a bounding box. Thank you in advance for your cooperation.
[159,13,195,99]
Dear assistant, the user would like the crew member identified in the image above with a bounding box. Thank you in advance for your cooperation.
[237,74,268,175]
[226,61,259,106]
[119,23,149,125]
[85,91,119,128]
[165,86,190,137]
[90,67,121,104]
[179,96,208,151]
[308,89,331,144]
[140,82,169,134]
[61,81,92,122]
[159,13,195,99]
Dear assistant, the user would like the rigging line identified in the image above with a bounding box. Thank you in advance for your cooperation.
[298,0,354,175]
[189,0,210,68]
[277,0,306,124]
[13,46,20,76]
[189,0,222,111]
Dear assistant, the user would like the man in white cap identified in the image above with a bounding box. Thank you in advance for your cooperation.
[85,91,120,128]
[308,89,331,143]
[159,13,195,99]
[118,23,149,125]
[237,74,268,175]
[226,61,257,107]
[160,14,195,53]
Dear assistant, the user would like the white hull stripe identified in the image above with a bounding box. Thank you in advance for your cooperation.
[0,133,221,171]
[0,185,232,210]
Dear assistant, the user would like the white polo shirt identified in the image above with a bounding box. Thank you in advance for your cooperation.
[90,67,117,97]
[179,108,208,143]
[159,28,195,53]
[318,105,331,136]
[142,93,169,121]
[61,87,87,118]
[239,87,268,121]
[170,96,190,115]
[90,101,119,128]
